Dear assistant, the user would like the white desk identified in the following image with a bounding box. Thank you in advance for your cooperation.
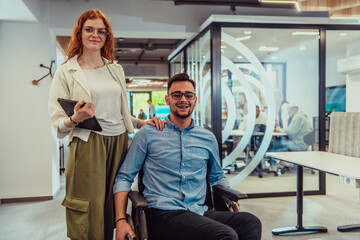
[267,151,360,235]
[230,130,287,137]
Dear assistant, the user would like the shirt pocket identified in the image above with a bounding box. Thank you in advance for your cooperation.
[189,147,208,169]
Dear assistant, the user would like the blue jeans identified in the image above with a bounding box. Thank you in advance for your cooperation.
[267,137,305,165]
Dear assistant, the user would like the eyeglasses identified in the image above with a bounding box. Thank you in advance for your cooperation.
[168,91,196,100]
[83,27,108,37]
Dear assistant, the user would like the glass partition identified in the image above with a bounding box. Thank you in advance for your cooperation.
[170,51,184,76]
[220,27,320,194]
[168,20,360,198]
[186,30,212,128]
[325,30,360,148]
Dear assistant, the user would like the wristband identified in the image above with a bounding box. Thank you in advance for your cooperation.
[69,116,79,125]
[115,217,127,224]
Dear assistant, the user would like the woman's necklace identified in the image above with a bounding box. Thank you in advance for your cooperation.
[81,59,105,69]
[84,62,104,69]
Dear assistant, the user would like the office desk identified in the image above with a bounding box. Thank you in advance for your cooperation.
[266,151,360,235]
[230,130,287,137]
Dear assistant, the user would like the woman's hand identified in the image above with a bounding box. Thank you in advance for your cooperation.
[64,100,95,128]
[115,221,136,240]
[146,117,166,130]
[72,101,95,123]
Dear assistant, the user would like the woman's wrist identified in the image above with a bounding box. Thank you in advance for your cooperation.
[69,116,79,125]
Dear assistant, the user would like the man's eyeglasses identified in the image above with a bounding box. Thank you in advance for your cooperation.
[83,27,108,37]
[168,92,196,100]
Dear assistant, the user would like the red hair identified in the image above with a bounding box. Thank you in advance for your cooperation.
[65,9,114,63]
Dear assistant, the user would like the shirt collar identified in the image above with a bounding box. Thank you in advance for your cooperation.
[166,115,195,131]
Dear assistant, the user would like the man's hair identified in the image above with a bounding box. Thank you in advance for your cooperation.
[167,73,196,93]
[65,9,115,63]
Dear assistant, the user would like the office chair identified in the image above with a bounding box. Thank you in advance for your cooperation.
[251,124,278,178]
[127,168,248,240]
[277,129,316,175]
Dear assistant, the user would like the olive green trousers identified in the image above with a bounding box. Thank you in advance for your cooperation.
[62,132,128,240]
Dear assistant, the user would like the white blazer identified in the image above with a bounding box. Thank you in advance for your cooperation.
[48,55,136,142]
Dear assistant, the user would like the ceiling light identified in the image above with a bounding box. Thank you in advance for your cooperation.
[237,55,243,59]
[340,32,348,37]
[130,49,137,52]
[259,0,301,12]
[221,45,227,49]
[299,46,306,51]
[292,31,319,36]
[259,46,279,52]
[244,31,252,35]
[271,56,277,60]
[221,49,225,53]
[236,36,251,41]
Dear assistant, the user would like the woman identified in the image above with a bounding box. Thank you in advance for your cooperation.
[48,9,164,240]
[137,109,146,120]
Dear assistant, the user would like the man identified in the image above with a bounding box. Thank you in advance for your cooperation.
[267,104,313,169]
[147,99,155,118]
[113,73,261,240]
[238,105,267,131]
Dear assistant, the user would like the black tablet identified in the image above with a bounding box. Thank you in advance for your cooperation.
[57,98,103,132]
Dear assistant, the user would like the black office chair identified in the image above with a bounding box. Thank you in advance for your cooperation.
[127,168,248,240]
[251,124,278,178]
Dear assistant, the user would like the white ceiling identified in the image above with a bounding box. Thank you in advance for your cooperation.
[0,0,37,22]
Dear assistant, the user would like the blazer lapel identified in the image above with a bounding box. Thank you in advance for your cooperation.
[67,56,91,99]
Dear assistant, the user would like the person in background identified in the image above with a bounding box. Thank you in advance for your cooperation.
[147,99,155,118]
[48,9,164,240]
[113,73,262,240]
[267,104,312,171]
[238,105,267,131]
[137,109,146,120]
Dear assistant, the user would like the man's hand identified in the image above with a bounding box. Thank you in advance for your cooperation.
[145,117,166,130]
[115,221,136,240]
[274,126,281,132]
[229,201,241,212]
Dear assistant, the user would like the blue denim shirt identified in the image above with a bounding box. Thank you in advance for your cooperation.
[113,116,229,215]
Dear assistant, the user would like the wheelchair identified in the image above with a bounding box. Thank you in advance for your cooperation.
[126,169,248,240]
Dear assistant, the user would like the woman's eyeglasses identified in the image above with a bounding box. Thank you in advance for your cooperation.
[83,27,108,37]
[168,92,196,100]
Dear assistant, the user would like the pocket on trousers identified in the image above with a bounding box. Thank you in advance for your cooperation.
[62,196,90,239]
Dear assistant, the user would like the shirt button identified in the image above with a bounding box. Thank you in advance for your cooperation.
[182,163,185,166]
[183,176,186,179]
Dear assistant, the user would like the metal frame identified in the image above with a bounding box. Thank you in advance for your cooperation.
[129,91,152,116]
[168,20,360,198]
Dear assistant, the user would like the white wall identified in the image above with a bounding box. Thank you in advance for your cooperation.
[326,51,346,87]
[0,0,58,199]
[267,39,319,124]
[345,42,360,112]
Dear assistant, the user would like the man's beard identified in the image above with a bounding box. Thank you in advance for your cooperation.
[171,108,192,119]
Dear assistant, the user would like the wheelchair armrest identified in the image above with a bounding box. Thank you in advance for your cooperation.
[128,191,148,209]
[212,185,248,201]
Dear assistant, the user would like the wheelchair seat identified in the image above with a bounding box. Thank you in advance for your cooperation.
[127,169,248,240]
